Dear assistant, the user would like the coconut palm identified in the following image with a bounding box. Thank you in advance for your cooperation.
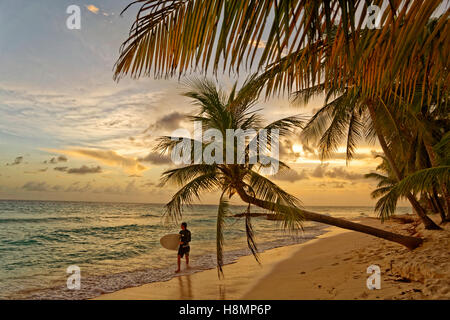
[156,78,422,276]
[114,1,448,106]
[293,82,443,229]
[367,134,450,224]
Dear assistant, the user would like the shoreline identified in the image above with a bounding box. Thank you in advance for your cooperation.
[94,225,345,300]
[95,216,449,300]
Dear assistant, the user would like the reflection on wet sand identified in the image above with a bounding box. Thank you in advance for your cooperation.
[177,275,192,299]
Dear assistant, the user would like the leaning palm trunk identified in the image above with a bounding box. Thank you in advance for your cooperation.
[236,189,423,250]
[424,142,450,221]
[432,187,447,223]
[367,103,441,230]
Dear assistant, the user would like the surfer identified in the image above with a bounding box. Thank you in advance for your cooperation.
[175,222,191,273]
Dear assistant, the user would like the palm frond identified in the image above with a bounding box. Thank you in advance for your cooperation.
[245,171,303,231]
[115,0,448,106]
[392,166,450,196]
[374,186,400,221]
[160,164,218,186]
[165,173,220,220]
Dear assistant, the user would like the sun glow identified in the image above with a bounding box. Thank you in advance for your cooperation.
[292,144,304,155]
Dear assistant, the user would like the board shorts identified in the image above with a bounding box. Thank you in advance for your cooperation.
[178,245,190,258]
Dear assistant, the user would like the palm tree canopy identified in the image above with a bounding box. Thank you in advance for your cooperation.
[115,0,449,105]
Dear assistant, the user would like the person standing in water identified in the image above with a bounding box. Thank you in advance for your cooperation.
[175,222,191,273]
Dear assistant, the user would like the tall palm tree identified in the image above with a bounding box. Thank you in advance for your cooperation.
[156,78,422,276]
[367,134,450,224]
[292,81,443,229]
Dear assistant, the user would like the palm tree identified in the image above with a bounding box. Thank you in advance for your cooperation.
[292,82,443,229]
[114,1,448,106]
[156,78,422,276]
[367,134,450,224]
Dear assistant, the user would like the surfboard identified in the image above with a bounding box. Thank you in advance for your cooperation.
[160,233,181,251]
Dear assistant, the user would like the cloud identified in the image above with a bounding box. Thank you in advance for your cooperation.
[24,168,48,174]
[52,148,147,174]
[311,164,328,178]
[85,4,99,14]
[272,169,309,183]
[66,182,93,193]
[325,167,364,180]
[44,155,68,164]
[311,164,364,180]
[67,165,102,175]
[53,165,102,174]
[22,181,49,192]
[138,152,171,165]
[6,156,23,166]
[144,111,187,134]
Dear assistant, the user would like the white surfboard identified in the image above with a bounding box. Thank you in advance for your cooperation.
[160,233,180,251]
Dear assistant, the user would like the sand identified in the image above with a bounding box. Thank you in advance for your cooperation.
[95,216,449,300]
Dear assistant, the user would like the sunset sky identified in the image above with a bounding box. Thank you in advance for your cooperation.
[0,0,400,206]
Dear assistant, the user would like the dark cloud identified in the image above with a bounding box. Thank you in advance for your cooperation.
[44,155,68,164]
[54,165,102,174]
[6,156,23,166]
[52,185,64,191]
[144,111,187,133]
[128,174,142,178]
[272,169,309,183]
[22,181,49,192]
[311,164,328,178]
[138,152,171,165]
[311,164,364,180]
[325,167,364,180]
[66,165,102,174]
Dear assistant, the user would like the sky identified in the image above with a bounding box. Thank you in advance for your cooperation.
[0,0,401,206]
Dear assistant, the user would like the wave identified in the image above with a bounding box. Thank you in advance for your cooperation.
[0,217,86,224]
[67,223,158,234]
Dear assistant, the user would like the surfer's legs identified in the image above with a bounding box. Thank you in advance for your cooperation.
[185,254,189,268]
[175,254,181,273]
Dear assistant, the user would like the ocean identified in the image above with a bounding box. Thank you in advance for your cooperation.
[0,200,412,299]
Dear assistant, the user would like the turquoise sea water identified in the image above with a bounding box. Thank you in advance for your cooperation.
[0,200,412,299]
